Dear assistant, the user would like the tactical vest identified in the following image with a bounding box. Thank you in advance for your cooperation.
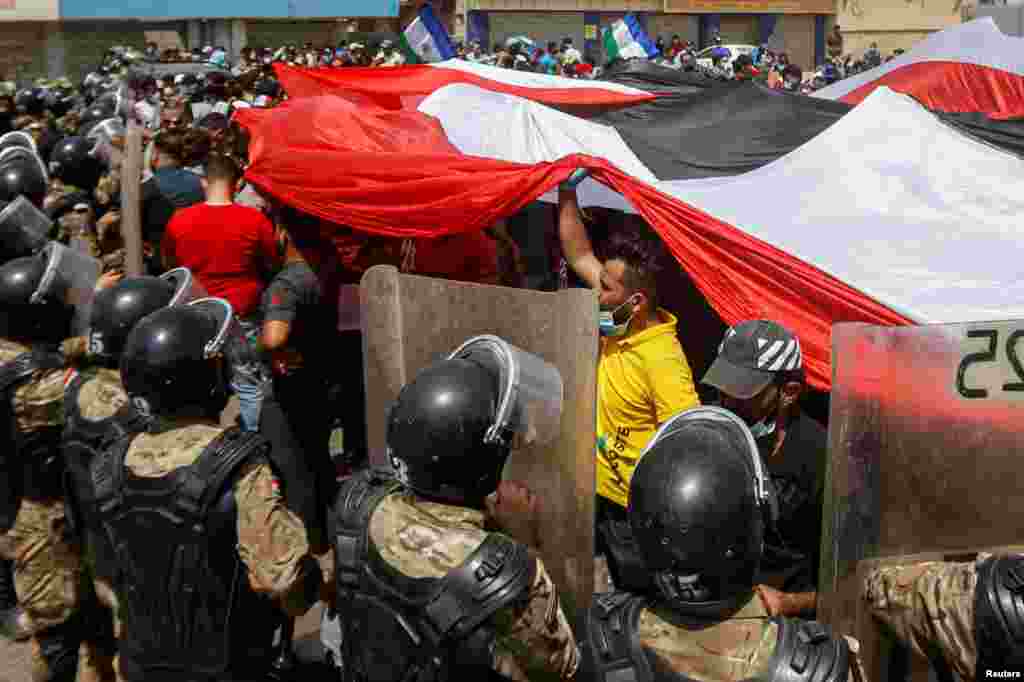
[332,469,536,682]
[0,348,65,531]
[91,426,279,682]
[975,554,1024,674]
[584,592,851,682]
[62,372,149,580]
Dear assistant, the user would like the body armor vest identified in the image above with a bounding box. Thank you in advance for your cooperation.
[91,427,279,682]
[62,372,148,581]
[584,592,850,682]
[0,348,65,531]
[331,469,536,682]
[975,554,1024,673]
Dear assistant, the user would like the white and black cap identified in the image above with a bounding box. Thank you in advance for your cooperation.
[701,320,802,400]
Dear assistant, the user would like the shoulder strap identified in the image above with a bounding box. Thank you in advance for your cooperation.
[92,433,134,518]
[0,350,62,394]
[585,591,651,682]
[174,427,271,519]
[423,532,537,643]
[333,469,402,592]
[763,618,850,682]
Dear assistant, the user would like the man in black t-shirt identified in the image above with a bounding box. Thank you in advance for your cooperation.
[259,211,337,552]
[701,319,827,618]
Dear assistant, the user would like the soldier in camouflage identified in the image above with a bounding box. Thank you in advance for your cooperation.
[583,407,863,682]
[61,267,201,676]
[0,244,111,682]
[86,297,329,682]
[864,552,1024,678]
[325,336,578,681]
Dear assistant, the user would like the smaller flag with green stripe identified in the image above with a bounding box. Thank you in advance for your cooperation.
[603,14,660,62]
[400,5,456,64]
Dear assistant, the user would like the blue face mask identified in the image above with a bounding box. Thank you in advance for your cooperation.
[748,416,777,440]
[599,297,637,337]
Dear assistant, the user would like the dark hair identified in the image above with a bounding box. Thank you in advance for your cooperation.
[154,129,187,160]
[277,204,324,249]
[181,128,212,167]
[605,229,665,310]
[205,152,241,184]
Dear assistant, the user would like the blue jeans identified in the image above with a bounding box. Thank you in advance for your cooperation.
[228,318,270,432]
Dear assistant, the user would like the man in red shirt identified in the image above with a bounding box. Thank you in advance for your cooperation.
[163,153,278,430]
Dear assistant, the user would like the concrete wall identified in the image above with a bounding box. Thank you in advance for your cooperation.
[836,0,961,57]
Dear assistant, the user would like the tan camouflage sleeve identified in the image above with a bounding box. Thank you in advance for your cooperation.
[234,460,321,617]
[12,367,66,432]
[863,559,979,679]
[491,556,579,681]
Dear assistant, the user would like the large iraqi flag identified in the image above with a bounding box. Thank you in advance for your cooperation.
[814,17,1024,119]
[235,71,1024,390]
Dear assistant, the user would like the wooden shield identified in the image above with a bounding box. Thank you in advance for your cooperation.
[359,264,598,629]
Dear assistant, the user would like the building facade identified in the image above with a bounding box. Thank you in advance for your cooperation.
[833,0,966,56]
[463,0,834,71]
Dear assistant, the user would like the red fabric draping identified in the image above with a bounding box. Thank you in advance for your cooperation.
[840,61,1024,119]
[273,63,658,112]
[236,95,912,391]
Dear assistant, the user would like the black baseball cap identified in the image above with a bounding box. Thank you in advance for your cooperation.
[701,320,802,400]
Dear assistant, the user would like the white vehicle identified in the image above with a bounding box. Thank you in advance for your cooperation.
[694,44,757,72]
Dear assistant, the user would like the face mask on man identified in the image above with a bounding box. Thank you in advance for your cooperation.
[598,295,639,337]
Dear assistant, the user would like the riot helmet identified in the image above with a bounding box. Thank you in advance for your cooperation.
[50,136,103,190]
[0,131,38,157]
[0,148,48,207]
[628,406,773,617]
[86,267,202,366]
[14,88,46,117]
[77,106,113,137]
[0,195,52,261]
[120,297,235,419]
[0,242,98,343]
[387,335,562,507]
[85,118,125,168]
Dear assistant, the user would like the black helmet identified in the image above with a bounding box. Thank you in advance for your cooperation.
[387,357,504,506]
[0,252,71,342]
[628,406,772,617]
[120,298,234,418]
[14,88,46,117]
[0,131,38,157]
[88,276,177,365]
[50,136,102,190]
[0,149,47,207]
[77,106,113,137]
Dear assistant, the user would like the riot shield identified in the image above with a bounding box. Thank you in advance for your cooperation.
[819,321,1024,681]
[360,265,598,629]
[0,195,51,260]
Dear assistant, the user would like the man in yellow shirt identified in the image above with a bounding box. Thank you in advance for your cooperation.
[558,173,700,572]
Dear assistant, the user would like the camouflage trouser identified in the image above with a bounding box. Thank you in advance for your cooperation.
[0,497,116,682]
[863,555,982,680]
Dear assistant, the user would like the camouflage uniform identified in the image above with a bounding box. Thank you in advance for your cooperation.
[65,365,127,641]
[0,339,112,682]
[110,418,323,668]
[863,556,983,679]
[367,491,579,681]
[633,595,866,681]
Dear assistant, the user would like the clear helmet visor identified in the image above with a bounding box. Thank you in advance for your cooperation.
[448,335,564,448]
[0,195,51,258]
[32,242,101,336]
[86,118,125,167]
[160,267,208,307]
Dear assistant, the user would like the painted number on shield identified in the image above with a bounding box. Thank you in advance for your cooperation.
[955,322,1024,400]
